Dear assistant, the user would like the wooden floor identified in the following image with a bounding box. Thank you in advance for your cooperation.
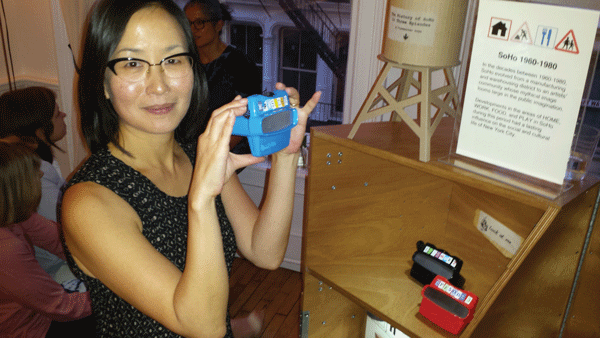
[228,257,302,338]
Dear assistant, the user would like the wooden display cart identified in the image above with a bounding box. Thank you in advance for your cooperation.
[300,119,600,337]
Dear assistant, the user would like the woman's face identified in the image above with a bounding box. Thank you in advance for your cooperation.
[49,103,67,142]
[103,6,194,138]
[185,4,222,51]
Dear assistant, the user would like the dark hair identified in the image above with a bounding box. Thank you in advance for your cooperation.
[0,86,60,163]
[78,0,208,154]
[184,0,232,22]
[0,141,41,227]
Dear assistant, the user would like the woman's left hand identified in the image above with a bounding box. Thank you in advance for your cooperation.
[274,82,321,155]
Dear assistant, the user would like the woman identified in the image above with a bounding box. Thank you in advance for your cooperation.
[184,0,262,151]
[0,87,67,222]
[0,141,93,338]
[60,0,320,337]
[0,87,82,290]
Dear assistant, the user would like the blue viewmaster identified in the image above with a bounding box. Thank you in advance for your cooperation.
[232,90,298,157]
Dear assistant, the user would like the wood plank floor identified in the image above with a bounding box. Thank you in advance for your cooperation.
[229,257,302,338]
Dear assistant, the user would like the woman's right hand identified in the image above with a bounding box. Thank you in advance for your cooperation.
[189,97,264,206]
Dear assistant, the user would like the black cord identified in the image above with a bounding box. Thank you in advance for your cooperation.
[0,0,14,91]
[68,44,81,75]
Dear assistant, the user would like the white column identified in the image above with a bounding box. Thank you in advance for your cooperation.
[262,34,277,92]
[50,0,83,176]
[343,0,386,124]
[50,0,95,176]
[315,57,332,121]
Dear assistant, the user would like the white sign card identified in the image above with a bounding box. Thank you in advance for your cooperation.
[474,210,523,258]
[456,0,599,184]
[387,7,438,47]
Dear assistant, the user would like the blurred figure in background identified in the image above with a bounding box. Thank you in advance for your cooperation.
[185,0,262,153]
[0,87,83,291]
[0,141,93,337]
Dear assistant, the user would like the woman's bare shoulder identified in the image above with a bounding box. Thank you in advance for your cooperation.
[62,181,140,232]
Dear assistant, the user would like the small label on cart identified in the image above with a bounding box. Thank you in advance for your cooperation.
[423,245,456,267]
[475,210,523,258]
[435,279,466,301]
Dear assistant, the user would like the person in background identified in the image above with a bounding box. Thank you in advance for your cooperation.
[0,87,83,292]
[184,0,273,333]
[60,0,320,337]
[184,0,262,152]
[0,141,93,338]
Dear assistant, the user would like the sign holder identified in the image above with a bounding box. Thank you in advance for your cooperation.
[439,151,569,199]
[439,1,600,199]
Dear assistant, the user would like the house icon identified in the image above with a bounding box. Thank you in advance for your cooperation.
[491,21,508,37]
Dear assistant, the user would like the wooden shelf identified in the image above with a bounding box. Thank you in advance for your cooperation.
[301,119,600,337]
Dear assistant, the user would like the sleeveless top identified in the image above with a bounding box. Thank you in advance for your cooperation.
[62,144,236,337]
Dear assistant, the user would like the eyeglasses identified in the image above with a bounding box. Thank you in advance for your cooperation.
[189,18,214,30]
[106,52,194,83]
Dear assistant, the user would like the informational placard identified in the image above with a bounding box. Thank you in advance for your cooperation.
[456,0,599,184]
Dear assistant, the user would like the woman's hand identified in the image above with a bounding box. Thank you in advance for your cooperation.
[191,97,264,202]
[274,82,321,155]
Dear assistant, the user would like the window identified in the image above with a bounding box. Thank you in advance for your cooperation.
[279,27,318,106]
[230,23,263,90]
[221,1,351,125]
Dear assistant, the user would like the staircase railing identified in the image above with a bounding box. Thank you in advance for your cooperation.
[278,0,346,80]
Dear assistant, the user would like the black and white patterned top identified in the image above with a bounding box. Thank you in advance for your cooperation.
[62,143,236,337]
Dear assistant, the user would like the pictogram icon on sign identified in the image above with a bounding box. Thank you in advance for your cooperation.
[488,17,512,41]
[534,26,558,48]
[510,22,532,44]
[555,29,579,54]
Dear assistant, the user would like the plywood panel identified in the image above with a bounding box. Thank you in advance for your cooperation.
[444,184,547,296]
[562,190,600,338]
[305,137,452,264]
[301,273,365,337]
[470,186,599,338]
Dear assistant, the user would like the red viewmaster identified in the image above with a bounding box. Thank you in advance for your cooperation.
[419,276,478,335]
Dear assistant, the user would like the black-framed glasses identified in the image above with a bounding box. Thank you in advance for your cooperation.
[189,18,214,30]
[106,52,193,83]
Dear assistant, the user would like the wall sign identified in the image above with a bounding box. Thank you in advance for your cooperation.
[474,210,523,258]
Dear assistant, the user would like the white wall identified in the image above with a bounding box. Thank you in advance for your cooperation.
[0,0,58,84]
[0,0,73,177]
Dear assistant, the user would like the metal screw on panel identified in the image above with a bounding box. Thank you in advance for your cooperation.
[327,153,332,158]
[318,287,323,292]
[338,152,343,156]
[364,182,368,186]
[319,281,323,285]
[351,315,355,319]
[322,321,326,325]
[332,186,336,190]
[338,160,342,164]
[327,161,331,165]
